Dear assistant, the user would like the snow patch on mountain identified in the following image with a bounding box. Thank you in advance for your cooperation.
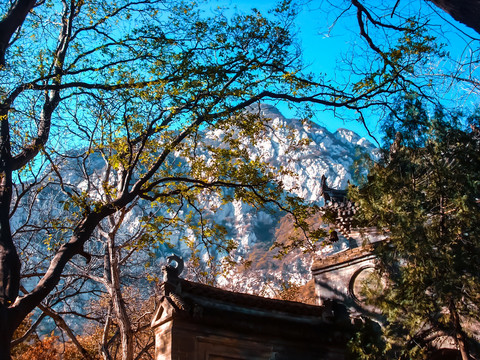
[204,104,377,293]
[247,104,375,201]
[13,104,377,297]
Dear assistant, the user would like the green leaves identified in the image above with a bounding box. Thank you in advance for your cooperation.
[351,98,480,358]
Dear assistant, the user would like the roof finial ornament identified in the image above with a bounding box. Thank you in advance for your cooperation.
[320,174,331,202]
[320,175,347,203]
[163,254,184,283]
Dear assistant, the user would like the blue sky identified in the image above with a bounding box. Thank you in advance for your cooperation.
[209,0,480,142]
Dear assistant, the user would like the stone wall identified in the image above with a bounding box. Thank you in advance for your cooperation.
[151,258,353,360]
[312,245,377,314]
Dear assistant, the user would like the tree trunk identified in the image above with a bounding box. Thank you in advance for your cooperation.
[100,302,113,360]
[0,306,18,360]
[0,105,20,308]
[0,106,20,360]
[449,299,470,360]
[109,278,134,360]
[0,333,13,360]
[107,228,134,360]
[0,215,20,306]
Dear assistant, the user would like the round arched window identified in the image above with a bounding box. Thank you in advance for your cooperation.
[348,266,378,304]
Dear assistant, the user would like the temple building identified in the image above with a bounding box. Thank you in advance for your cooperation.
[151,176,471,360]
[151,255,352,360]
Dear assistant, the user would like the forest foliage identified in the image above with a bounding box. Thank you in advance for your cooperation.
[1,0,480,359]
[349,97,480,359]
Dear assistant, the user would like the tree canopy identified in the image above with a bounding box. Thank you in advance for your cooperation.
[0,0,381,358]
[1,0,480,358]
[350,97,480,359]
[0,0,321,358]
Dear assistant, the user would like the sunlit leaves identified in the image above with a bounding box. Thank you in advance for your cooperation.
[3,0,320,326]
[350,11,445,106]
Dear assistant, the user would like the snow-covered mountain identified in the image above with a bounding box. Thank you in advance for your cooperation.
[13,104,376,298]
[249,104,373,200]
[204,104,375,250]
[207,104,376,294]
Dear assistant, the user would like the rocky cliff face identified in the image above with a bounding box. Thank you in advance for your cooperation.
[214,104,375,246]
[12,104,376,298]
[188,104,377,294]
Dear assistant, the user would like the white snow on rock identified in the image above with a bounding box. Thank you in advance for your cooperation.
[13,104,377,295]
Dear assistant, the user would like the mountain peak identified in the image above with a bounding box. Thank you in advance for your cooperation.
[245,103,285,120]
